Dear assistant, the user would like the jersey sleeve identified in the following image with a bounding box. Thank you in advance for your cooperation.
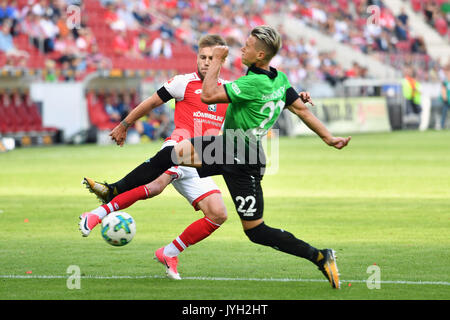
[223,76,257,103]
[285,87,299,107]
[161,74,189,101]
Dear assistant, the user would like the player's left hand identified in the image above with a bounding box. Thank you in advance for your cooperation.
[299,91,314,106]
[327,136,352,150]
[109,123,128,147]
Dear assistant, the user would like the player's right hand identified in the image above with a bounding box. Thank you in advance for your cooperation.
[212,45,229,62]
[327,136,351,150]
[109,124,127,147]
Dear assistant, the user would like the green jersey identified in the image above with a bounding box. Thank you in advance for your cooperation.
[222,65,298,162]
[223,65,293,138]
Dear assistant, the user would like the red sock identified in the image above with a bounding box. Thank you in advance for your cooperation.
[101,185,150,214]
[172,217,221,252]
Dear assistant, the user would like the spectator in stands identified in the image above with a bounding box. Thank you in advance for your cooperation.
[345,61,361,78]
[423,1,437,25]
[0,0,19,35]
[151,32,172,59]
[54,31,79,68]
[132,32,151,58]
[0,21,29,64]
[397,7,409,27]
[75,27,95,54]
[116,1,139,31]
[0,0,16,21]
[411,35,427,54]
[440,67,450,129]
[394,17,409,41]
[31,0,47,17]
[105,2,126,32]
[134,104,170,141]
[113,29,134,58]
[59,60,75,81]
[38,14,59,53]
[85,43,112,71]
[375,30,392,52]
[131,2,152,27]
[44,59,57,82]
[104,92,128,123]
[20,12,41,47]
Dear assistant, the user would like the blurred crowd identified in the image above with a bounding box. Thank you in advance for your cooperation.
[86,87,171,141]
[97,0,447,84]
[0,0,113,79]
[0,0,449,86]
[412,0,449,38]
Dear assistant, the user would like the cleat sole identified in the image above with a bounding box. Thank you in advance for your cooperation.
[82,178,108,204]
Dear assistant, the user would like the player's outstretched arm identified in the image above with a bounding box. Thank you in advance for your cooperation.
[110,92,165,146]
[287,97,351,150]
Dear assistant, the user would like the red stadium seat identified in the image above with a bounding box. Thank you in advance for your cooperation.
[86,93,118,130]
[0,104,11,134]
[435,17,448,36]
[396,40,412,52]
[411,0,422,12]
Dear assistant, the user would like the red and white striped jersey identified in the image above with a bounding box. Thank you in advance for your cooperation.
[158,72,228,142]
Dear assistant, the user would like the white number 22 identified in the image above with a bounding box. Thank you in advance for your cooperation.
[254,100,285,137]
[235,196,257,217]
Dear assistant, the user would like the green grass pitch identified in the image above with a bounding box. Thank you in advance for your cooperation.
[0,130,449,300]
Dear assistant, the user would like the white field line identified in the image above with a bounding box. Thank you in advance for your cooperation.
[0,275,449,286]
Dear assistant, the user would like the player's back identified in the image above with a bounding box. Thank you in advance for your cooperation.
[223,66,291,139]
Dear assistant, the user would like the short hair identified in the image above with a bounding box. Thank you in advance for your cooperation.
[198,34,227,49]
[250,25,282,61]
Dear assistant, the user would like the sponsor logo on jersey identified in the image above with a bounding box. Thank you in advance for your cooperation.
[231,83,241,95]
[193,111,223,122]
[195,89,202,94]
[208,104,217,112]
[261,85,286,101]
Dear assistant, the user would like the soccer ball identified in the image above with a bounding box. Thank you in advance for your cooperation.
[100,212,136,246]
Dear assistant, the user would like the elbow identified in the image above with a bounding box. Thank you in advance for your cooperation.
[201,93,213,104]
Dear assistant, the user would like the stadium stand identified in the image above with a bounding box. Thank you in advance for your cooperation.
[1,0,449,146]
[0,89,59,144]
[411,0,450,38]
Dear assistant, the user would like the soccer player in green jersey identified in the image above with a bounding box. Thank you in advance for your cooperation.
[93,26,350,288]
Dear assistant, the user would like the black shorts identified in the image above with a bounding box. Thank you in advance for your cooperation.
[190,135,265,221]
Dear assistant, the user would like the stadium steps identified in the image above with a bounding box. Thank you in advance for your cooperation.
[384,0,450,65]
[264,14,400,79]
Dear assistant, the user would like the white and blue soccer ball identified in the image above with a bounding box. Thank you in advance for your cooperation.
[101,212,136,246]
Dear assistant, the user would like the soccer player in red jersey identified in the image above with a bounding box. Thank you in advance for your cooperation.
[80,35,230,280]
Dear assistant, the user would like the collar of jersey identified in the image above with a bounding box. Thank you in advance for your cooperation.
[247,64,278,79]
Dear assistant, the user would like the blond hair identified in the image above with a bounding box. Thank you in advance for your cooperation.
[251,25,282,61]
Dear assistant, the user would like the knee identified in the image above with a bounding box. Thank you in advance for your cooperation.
[205,205,228,225]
